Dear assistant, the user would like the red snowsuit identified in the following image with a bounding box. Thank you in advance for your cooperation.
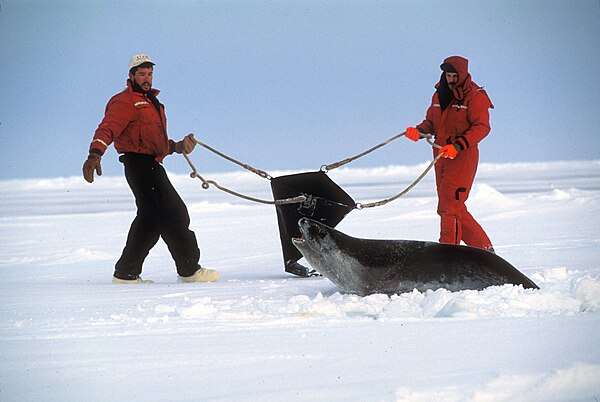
[416,56,494,250]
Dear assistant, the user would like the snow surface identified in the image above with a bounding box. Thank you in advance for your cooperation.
[1,160,599,401]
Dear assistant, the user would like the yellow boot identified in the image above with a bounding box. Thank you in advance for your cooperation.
[178,267,219,283]
[112,276,154,284]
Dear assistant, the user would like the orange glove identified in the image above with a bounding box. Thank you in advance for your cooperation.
[82,153,102,183]
[438,144,459,159]
[405,127,421,142]
[175,133,197,154]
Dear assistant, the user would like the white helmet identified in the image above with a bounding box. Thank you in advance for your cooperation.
[128,53,155,70]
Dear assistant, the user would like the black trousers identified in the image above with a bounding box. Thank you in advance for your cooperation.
[114,153,200,279]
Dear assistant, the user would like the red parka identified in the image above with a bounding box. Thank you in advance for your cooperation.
[416,56,494,152]
[89,80,175,162]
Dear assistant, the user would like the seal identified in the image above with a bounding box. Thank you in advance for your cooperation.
[292,218,539,296]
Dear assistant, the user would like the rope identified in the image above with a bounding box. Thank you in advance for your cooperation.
[353,133,442,209]
[182,132,445,208]
[356,152,443,209]
[194,139,272,180]
[424,133,442,150]
[182,153,305,205]
[322,131,407,172]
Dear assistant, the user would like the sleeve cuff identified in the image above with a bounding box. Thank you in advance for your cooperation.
[454,135,470,151]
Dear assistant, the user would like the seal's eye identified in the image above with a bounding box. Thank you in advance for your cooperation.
[305,222,322,239]
[311,224,327,239]
[316,224,328,239]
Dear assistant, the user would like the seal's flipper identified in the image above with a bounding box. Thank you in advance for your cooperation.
[271,172,354,274]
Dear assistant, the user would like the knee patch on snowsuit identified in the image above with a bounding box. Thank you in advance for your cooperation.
[455,187,467,201]
[437,186,470,245]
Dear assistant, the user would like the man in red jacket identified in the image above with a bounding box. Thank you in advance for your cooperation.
[405,56,494,252]
[82,53,219,283]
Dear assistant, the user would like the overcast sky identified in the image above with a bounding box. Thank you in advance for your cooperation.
[1,0,599,179]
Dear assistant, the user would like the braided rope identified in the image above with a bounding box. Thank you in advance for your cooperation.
[182,153,305,205]
[182,132,444,209]
[321,132,407,172]
[357,152,443,209]
[194,139,272,180]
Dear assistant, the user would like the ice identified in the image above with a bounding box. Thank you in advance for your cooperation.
[0,160,599,401]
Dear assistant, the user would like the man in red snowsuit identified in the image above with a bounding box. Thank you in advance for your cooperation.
[405,56,494,252]
[82,53,219,283]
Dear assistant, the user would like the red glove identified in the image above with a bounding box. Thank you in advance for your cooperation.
[438,144,459,159]
[175,133,197,154]
[82,153,102,183]
[405,127,421,142]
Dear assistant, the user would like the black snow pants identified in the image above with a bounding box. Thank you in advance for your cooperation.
[114,153,200,279]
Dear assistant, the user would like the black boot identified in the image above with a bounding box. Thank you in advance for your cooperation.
[285,260,321,277]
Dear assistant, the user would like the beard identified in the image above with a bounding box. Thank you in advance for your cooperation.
[437,72,454,111]
[131,79,151,94]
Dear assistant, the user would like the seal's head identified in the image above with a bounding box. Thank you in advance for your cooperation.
[292,218,340,275]
[293,218,330,254]
[292,217,371,294]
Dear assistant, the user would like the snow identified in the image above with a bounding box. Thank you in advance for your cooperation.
[1,160,599,401]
